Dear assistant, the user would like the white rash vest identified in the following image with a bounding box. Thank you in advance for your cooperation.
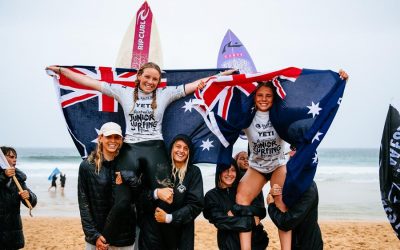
[101,82,185,143]
[244,110,289,173]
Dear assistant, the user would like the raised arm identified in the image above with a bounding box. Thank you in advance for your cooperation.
[46,65,102,91]
[184,69,237,95]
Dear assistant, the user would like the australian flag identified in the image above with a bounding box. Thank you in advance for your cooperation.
[379,101,400,239]
[194,67,347,207]
[50,66,224,163]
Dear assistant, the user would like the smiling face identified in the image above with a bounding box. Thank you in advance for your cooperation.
[254,85,274,112]
[99,134,123,158]
[137,67,161,94]
[172,140,189,167]
[236,152,249,171]
[219,165,237,188]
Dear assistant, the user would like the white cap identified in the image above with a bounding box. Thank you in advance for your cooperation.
[99,122,122,137]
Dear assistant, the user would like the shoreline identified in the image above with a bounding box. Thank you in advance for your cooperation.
[21,217,399,249]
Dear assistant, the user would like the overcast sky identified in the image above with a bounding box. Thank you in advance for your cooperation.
[0,0,399,149]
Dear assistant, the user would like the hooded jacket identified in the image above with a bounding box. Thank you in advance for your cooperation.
[268,181,322,250]
[203,160,269,250]
[139,134,204,250]
[0,168,37,249]
[78,158,136,247]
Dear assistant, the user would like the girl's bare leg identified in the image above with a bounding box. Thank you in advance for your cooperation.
[236,168,267,250]
[271,165,291,250]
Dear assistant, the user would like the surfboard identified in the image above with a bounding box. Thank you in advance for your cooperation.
[379,100,400,239]
[115,1,163,69]
[217,29,257,73]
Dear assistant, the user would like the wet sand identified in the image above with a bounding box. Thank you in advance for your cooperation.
[21,217,399,249]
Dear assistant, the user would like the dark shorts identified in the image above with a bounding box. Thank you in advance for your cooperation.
[260,171,273,181]
[115,140,171,190]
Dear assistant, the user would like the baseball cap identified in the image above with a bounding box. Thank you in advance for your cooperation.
[99,122,122,137]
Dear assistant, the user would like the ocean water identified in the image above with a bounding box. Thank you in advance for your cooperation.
[14,147,386,221]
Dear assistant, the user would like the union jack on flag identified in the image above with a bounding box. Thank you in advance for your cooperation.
[58,66,169,112]
[193,67,347,207]
[49,66,224,161]
[194,67,302,147]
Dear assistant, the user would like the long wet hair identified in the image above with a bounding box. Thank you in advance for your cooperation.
[132,62,162,113]
[170,134,193,185]
[87,135,121,174]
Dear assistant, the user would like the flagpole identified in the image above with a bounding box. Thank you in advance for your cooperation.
[0,151,33,217]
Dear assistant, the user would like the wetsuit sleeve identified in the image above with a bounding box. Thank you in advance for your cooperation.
[231,192,266,219]
[78,161,101,242]
[204,191,254,232]
[171,167,204,225]
[252,191,267,219]
[268,183,317,232]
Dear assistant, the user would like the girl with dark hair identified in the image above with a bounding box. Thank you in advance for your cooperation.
[204,159,268,250]
[0,146,37,249]
[236,70,348,250]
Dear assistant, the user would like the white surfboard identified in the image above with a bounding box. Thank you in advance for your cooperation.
[115,1,163,69]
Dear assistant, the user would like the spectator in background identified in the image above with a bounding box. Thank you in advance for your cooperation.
[0,146,37,249]
[60,173,66,194]
[234,151,249,175]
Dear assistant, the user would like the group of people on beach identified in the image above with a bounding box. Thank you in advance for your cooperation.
[48,172,66,192]
[46,62,348,250]
[0,62,347,250]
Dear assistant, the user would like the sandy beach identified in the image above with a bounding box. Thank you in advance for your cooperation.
[21,217,399,249]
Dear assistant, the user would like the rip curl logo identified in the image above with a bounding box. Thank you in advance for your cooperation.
[177,184,186,193]
[255,121,272,130]
[137,7,150,23]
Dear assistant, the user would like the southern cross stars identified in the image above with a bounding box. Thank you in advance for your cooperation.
[312,152,318,164]
[307,101,322,118]
[91,128,101,143]
[312,131,323,143]
[200,138,214,151]
[182,99,194,112]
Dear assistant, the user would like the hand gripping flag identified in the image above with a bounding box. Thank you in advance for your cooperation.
[194,68,347,207]
[50,66,225,163]
[379,101,400,239]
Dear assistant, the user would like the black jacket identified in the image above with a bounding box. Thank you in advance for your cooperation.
[165,164,204,250]
[78,159,136,247]
[138,134,204,250]
[268,181,322,250]
[203,162,268,250]
[141,164,204,250]
[0,168,37,250]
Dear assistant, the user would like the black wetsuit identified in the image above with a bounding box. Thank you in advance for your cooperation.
[203,162,269,250]
[101,140,172,242]
[51,175,57,188]
[139,163,204,250]
[268,181,322,250]
[78,159,136,247]
[60,174,66,188]
[138,134,204,250]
